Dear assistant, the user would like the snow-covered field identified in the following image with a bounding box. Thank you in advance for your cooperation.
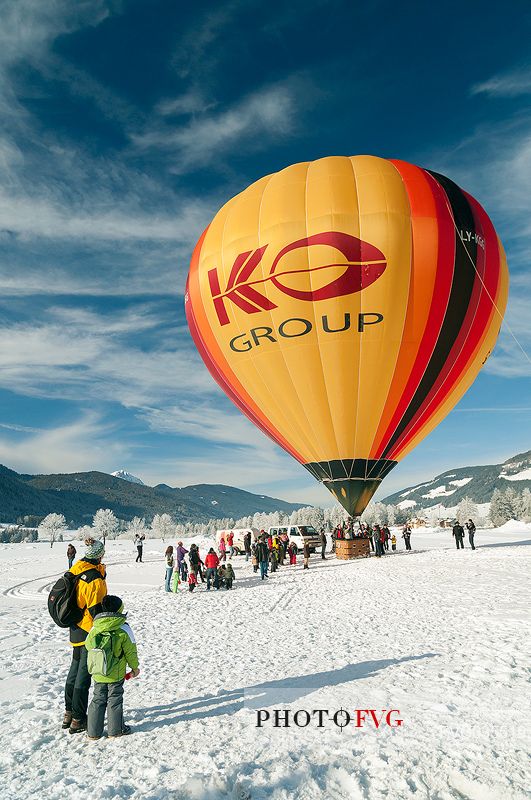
[1,526,530,800]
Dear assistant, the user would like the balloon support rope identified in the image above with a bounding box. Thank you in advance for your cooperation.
[452,218,530,365]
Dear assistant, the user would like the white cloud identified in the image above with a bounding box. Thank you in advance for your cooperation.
[0,309,215,406]
[471,66,531,97]
[131,83,296,171]
[0,411,129,475]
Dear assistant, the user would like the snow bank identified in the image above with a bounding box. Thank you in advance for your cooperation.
[495,519,531,532]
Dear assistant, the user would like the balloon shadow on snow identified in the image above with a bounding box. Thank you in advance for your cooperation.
[132,653,438,731]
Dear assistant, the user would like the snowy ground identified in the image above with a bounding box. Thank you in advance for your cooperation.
[1,525,530,800]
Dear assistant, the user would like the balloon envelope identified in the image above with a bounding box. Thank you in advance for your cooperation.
[185,156,508,515]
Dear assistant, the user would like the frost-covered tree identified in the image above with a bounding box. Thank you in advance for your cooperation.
[93,509,119,544]
[151,513,175,541]
[489,488,512,527]
[518,488,531,522]
[457,496,478,523]
[386,505,396,526]
[504,488,519,520]
[40,513,67,548]
[126,516,148,539]
[77,524,94,541]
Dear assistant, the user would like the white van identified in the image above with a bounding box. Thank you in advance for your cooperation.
[267,525,321,554]
[215,528,259,555]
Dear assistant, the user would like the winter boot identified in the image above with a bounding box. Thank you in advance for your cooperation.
[62,711,72,729]
[69,718,87,734]
[109,725,131,738]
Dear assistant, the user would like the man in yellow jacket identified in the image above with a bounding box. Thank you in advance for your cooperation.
[63,538,107,734]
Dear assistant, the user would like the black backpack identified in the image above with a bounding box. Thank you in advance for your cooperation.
[48,571,84,628]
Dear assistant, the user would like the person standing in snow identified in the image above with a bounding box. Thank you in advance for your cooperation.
[134,532,145,563]
[63,538,107,735]
[391,534,397,552]
[189,544,204,582]
[244,531,252,562]
[227,531,235,559]
[402,525,412,551]
[176,541,188,580]
[67,543,76,569]
[251,542,259,573]
[85,594,139,739]
[225,562,235,589]
[383,525,390,551]
[466,519,476,550]
[373,524,382,557]
[219,536,227,563]
[205,548,220,590]
[303,539,311,569]
[452,522,465,549]
[256,537,269,580]
[164,546,174,592]
[320,529,327,559]
[288,540,297,565]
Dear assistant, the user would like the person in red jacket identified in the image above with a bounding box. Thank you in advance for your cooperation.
[227,531,235,559]
[205,548,220,590]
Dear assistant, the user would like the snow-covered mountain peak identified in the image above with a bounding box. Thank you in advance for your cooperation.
[111,470,145,485]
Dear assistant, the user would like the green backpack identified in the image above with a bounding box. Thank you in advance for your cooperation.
[87,631,121,677]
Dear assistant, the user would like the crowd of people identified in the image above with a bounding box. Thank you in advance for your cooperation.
[160,529,320,592]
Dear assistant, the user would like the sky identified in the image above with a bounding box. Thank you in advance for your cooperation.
[0,0,530,507]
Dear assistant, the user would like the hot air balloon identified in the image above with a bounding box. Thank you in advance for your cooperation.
[185,156,509,516]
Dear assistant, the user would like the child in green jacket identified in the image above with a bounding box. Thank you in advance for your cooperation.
[85,595,139,739]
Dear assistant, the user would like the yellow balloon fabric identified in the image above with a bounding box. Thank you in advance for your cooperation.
[186,155,508,515]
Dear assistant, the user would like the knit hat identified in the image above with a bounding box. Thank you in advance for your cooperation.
[101,595,124,614]
[84,538,105,559]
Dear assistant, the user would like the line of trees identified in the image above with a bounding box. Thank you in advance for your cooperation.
[21,485,531,547]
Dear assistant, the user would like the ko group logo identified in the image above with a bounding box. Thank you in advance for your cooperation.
[208,231,387,326]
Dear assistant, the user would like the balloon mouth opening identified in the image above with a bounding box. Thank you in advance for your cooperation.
[303,459,397,516]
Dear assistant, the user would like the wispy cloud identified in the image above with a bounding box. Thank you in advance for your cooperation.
[131,83,297,172]
[0,306,214,406]
[0,411,130,475]
[471,65,531,97]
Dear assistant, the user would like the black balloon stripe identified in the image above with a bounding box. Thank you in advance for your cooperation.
[380,170,478,459]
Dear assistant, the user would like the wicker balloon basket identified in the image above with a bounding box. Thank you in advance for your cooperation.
[335,538,371,560]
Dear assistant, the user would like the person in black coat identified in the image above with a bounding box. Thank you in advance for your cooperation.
[465,519,476,550]
[452,522,465,549]
[189,544,205,581]
[244,531,252,561]
[256,539,269,580]
[320,529,327,559]
[402,525,412,551]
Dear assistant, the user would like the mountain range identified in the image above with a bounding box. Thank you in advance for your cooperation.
[382,450,531,510]
[0,465,304,526]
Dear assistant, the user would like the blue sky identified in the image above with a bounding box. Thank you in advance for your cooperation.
[0,0,530,506]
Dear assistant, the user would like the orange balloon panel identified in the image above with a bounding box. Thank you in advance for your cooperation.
[185,156,509,515]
